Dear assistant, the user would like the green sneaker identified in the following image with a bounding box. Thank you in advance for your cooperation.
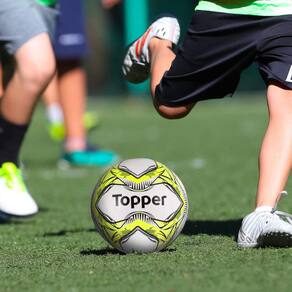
[83,111,100,132]
[62,149,118,167]
[48,122,65,142]
[0,163,38,217]
[48,112,100,142]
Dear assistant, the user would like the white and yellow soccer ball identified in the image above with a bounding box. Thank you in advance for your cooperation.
[91,158,188,253]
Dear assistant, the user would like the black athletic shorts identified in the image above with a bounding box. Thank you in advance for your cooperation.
[155,11,292,106]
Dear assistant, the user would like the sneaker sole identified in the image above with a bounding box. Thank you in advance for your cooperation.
[237,242,259,248]
[58,155,120,169]
[122,41,150,84]
[260,232,292,247]
[0,209,38,219]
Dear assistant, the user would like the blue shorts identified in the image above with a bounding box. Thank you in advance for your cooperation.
[53,0,88,60]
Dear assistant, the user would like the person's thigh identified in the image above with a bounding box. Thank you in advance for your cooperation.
[267,84,292,120]
[15,33,55,78]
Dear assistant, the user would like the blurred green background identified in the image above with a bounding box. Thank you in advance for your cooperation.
[85,0,265,96]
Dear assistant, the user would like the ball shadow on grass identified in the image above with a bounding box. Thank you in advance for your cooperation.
[80,247,176,257]
[43,227,96,237]
[80,247,125,256]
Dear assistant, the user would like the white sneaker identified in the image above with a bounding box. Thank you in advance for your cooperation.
[122,16,180,83]
[0,162,38,217]
[238,208,292,248]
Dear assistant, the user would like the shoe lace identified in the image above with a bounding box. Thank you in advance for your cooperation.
[274,211,292,224]
[0,163,27,191]
[272,190,292,224]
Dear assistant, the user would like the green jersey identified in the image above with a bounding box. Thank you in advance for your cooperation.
[36,0,57,6]
[195,0,292,16]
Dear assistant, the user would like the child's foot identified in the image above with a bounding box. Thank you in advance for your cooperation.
[0,163,38,217]
[48,112,100,142]
[238,207,292,248]
[122,16,180,84]
[83,112,100,132]
[61,147,118,167]
[48,122,65,142]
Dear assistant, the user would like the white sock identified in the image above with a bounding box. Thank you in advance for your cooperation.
[46,103,63,124]
[255,206,273,213]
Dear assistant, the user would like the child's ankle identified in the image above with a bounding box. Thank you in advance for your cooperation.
[255,206,273,213]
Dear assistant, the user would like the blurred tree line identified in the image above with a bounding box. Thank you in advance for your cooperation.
[85,0,264,96]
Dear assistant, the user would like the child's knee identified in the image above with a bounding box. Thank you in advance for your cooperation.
[154,97,194,119]
[14,34,56,91]
[17,57,55,90]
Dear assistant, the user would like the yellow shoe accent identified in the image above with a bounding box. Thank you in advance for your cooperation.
[0,162,38,217]
[48,122,65,142]
[83,112,100,132]
[48,112,100,142]
[0,163,27,192]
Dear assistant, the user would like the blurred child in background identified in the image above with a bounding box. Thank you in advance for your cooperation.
[43,0,120,166]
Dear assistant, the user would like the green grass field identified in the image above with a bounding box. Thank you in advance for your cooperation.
[1,94,291,292]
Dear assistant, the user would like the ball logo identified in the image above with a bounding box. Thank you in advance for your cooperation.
[112,194,167,208]
[97,184,183,223]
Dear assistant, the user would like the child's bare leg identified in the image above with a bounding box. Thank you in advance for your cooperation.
[58,60,87,151]
[123,16,193,119]
[43,73,60,108]
[149,39,175,96]
[256,84,292,207]
[149,38,195,119]
[43,74,63,124]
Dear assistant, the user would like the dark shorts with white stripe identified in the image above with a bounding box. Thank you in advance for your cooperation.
[156,11,292,107]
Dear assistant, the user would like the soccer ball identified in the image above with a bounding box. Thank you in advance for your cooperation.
[91,158,188,253]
